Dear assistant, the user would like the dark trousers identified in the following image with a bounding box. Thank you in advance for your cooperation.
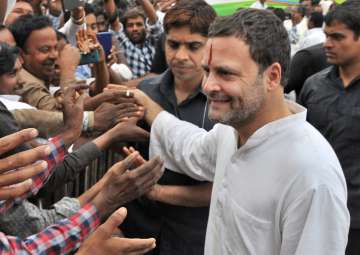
[346,229,360,255]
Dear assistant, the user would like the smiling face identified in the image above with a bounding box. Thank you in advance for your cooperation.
[165,26,207,83]
[324,20,360,67]
[201,36,267,127]
[21,27,58,81]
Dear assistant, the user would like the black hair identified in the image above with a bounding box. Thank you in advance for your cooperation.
[9,14,53,50]
[309,11,323,28]
[272,8,286,22]
[0,42,19,76]
[164,0,217,37]
[84,3,96,16]
[325,0,360,38]
[208,9,290,86]
[56,31,69,43]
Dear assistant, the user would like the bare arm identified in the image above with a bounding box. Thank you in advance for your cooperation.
[137,0,158,25]
[104,0,122,32]
[148,183,212,207]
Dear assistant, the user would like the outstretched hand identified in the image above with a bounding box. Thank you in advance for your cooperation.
[76,207,156,255]
[0,129,50,201]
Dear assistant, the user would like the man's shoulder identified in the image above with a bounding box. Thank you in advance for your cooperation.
[302,66,333,92]
[138,74,164,94]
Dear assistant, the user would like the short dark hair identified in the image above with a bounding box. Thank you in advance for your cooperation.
[0,42,19,76]
[84,3,95,16]
[272,8,286,22]
[121,7,146,28]
[9,15,53,51]
[309,11,323,28]
[163,0,217,37]
[325,1,360,38]
[208,9,290,86]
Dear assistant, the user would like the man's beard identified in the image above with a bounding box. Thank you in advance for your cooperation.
[208,74,266,128]
[127,30,146,44]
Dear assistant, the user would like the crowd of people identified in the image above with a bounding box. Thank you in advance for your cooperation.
[0,0,359,254]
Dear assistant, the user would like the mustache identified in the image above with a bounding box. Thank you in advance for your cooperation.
[172,62,193,69]
[206,91,232,101]
[43,60,55,66]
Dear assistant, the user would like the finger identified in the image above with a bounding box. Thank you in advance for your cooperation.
[110,237,156,254]
[106,84,128,91]
[123,147,145,167]
[0,179,33,200]
[110,151,139,175]
[114,103,138,110]
[129,147,146,164]
[97,207,128,238]
[0,160,47,187]
[136,161,164,191]
[0,145,51,173]
[0,129,38,155]
[130,156,163,180]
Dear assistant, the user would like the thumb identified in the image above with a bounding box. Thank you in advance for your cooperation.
[98,207,128,238]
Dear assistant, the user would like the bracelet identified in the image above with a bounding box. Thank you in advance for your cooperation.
[82,111,90,132]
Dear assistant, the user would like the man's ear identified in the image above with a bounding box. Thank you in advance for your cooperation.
[265,62,282,91]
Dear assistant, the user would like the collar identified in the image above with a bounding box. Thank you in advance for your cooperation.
[17,68,46,90]
[235,100,307,152]
[158,69,205,106]
[326,66,360,89]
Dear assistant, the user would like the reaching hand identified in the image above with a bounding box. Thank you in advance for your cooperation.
[92,152,164,216]
[76,207,156,255]
[61,84,87,145]
[108,121,149,143]
[0,129,50,200]
[57,44,81,72]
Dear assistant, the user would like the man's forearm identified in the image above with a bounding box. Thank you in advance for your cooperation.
[149,183,212,207]
[143,96,163,125]
[138,0,158,24]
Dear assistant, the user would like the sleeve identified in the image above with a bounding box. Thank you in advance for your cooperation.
[149,111,218,182]
[11,109,64,137]
[59,18,86,47]
[280,185,349,255]
[14,81,62,111]
[0,198,80,238]
[37,142,102,197]
[0,136,66,213]
[0,203,100,255]
[146,19,163,40]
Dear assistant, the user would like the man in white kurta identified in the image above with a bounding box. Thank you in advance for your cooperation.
[121,8,350,255]
[149,101,349,254]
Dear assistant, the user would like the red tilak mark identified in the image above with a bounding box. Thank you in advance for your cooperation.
[208,42,213,66]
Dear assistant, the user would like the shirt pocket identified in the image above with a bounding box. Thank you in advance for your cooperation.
[222,197,273,255]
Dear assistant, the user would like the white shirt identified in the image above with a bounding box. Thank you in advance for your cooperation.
[299,27,326,51]
[150,101,349,255]
[250,1,268,9]
[0,95,35,110]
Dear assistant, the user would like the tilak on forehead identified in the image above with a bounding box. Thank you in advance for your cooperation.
[208,41,213,66]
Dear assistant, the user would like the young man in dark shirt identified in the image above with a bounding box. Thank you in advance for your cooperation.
[299,2,360,254]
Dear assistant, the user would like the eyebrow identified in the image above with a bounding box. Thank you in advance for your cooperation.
[201,64,241,75]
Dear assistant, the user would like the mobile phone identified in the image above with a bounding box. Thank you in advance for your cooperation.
[96,32,112,60]
[79,50,100,65]
[62,0,85,12]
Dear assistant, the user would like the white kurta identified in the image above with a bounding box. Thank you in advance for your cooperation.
[150,101,349,255]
